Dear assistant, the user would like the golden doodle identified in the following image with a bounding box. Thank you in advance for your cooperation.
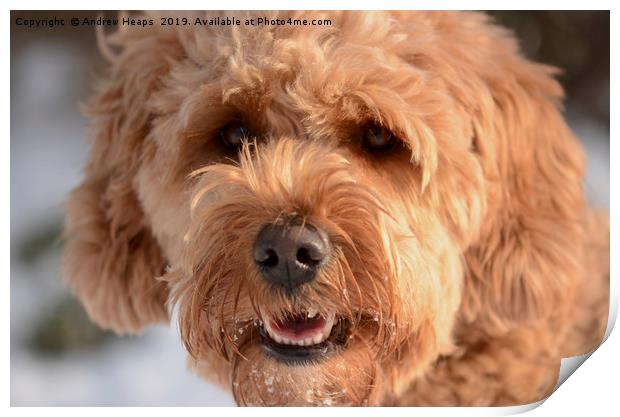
[62,11,609,406]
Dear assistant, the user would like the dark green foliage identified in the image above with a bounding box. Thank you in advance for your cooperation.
[28,296,114,356]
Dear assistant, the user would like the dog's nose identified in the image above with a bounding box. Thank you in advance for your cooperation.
[253,222,331,291]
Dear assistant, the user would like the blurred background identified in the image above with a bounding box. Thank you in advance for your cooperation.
[10,11,609,406]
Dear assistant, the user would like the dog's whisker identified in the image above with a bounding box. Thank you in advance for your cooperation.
[218,279,241,360]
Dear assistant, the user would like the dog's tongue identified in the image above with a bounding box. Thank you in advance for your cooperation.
[271,314,326,338]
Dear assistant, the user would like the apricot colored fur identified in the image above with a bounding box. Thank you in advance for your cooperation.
[63,11,609,406]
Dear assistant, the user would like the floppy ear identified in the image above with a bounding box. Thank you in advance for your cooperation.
[62,26,181,333]
[453,16,587,329]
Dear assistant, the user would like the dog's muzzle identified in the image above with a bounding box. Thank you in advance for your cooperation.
[252,220,350,363]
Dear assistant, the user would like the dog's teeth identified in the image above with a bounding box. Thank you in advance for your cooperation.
[262,311,336,346]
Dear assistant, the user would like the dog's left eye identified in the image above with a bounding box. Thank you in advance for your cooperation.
[219,121,253,149]
[362,124,396,152]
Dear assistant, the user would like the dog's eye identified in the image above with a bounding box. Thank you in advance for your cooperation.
[362,124,396,152]
[219,121,253,149]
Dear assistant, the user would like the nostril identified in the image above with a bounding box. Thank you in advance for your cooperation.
[254,221,331,289]
[259,249,279,268]
[296,247,320,268]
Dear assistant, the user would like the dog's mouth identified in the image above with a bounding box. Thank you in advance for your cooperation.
[257,309,348,364]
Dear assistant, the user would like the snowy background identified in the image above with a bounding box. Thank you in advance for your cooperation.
[10,11,609,406]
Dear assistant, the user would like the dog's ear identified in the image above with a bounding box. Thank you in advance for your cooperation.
[62,26,181,333]
[453,15,587,329]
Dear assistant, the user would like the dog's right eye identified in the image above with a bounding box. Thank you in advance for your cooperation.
[219,121,253,149]
[361,123,397,153]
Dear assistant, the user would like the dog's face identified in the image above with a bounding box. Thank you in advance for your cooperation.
[63,11,586,406]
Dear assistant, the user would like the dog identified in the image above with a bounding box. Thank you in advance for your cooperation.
[62,11,609,406]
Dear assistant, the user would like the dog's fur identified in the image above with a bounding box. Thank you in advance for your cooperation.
[62,11,609,406]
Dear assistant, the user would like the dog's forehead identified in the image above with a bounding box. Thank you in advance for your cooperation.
[231,19,412,83]
[202,12,435,135]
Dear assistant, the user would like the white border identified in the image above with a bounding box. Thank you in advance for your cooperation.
[2,0,618,10]
[5,2,616,416]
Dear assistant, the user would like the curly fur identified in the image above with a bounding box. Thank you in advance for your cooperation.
[62,11,609,406]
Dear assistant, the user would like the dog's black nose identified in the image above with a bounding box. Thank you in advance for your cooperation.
[253,222,331,291]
